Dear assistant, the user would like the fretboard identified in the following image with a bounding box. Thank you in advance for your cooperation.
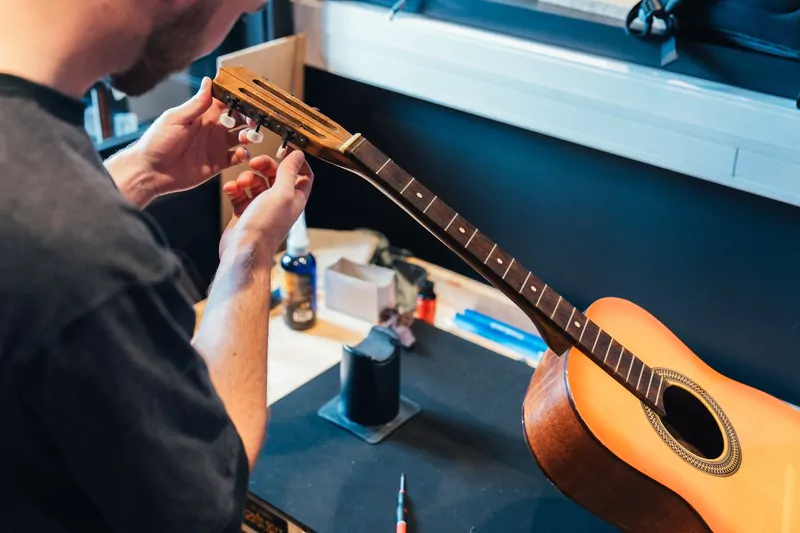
[348,136,666,416]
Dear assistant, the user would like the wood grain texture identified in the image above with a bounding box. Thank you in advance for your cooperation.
[524,296,800,532]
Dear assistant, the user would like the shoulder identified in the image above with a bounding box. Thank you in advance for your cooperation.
[0,142,186,359]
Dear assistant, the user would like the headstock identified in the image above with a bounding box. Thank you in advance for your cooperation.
[211,66,361,168]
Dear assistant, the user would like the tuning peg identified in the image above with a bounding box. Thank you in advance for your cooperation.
[246,127,264,144]
[220,99,238,128]
[276,131,291,160]
[220,113,236,129]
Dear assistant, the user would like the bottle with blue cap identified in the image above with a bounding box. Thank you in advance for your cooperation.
[280,210,317,330]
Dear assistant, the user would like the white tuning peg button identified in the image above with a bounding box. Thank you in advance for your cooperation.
[276,144,288,160]
[246,129,264,144]
[219,113,236,129]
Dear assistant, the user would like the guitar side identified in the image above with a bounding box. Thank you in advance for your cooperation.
[523,296,800,532]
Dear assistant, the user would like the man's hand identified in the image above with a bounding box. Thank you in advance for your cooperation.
[105,76,252,208]
[219,148,314,263]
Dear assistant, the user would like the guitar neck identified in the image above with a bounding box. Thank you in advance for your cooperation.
[345,135,666,416]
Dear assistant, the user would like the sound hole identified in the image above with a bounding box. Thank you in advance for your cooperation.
[660,385,724,459]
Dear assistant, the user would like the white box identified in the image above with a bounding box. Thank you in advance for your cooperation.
[324,258,396,323]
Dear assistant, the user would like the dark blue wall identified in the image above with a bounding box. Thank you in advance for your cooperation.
[303,67,800,406]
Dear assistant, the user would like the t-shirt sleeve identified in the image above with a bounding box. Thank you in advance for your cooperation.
[39,278,250,533]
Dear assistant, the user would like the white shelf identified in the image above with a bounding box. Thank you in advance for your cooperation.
[292,0,800,208]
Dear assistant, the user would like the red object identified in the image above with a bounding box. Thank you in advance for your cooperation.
[416,297,436,324]
[416,280,436,324]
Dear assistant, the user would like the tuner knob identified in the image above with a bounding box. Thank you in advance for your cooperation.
[246,129,264,144]
[276,130,291,159]
[219,113,236,129]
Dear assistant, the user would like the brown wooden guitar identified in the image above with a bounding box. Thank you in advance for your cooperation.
[212,66,800,533]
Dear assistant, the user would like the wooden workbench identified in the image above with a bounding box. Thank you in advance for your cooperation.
[194,228,541,406]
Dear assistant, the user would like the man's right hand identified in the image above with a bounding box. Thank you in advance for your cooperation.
[220,149,314,264]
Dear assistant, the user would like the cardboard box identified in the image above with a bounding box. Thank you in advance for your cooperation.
[325,258,396,323]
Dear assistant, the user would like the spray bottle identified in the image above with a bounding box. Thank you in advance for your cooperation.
[280,211,317,330]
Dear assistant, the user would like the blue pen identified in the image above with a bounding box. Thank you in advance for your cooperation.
[462,309,548,353]
[454,313,544,363]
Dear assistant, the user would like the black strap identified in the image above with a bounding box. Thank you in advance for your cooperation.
[625,0,685,65]
[625,0,684,38]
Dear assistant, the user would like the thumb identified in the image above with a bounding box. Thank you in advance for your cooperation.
[272,150,307,194]
[171,76,213,123]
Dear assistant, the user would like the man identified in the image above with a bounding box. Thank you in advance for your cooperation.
[0,1,313,531]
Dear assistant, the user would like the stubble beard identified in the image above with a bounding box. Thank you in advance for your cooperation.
[108,1,218,96]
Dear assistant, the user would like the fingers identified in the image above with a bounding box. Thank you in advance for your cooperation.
[171,77,214,124]
[228,146,251,167]
[272,150,309,196]
[248,154,280,175]
[222,180,250,216]
[237,170,272,193]
[227,127,250,147]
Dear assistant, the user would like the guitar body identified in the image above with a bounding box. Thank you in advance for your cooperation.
[523,296,800,532]
[208,67,800,531]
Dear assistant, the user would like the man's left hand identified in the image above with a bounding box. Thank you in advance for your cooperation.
[106,76,253,208]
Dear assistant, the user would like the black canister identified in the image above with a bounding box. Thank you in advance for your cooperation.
[338,326,401,426]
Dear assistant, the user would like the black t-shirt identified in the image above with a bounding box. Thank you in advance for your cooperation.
[0,75,249,532]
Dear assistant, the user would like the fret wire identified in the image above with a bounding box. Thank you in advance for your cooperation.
[614,347,623,372]
[655,376,664,401]
[350,136,368,153]
[400,177,415,194]
[484,243,497,264]
[578,318,589,342]
[466,228,478,247]
[423,196,437,213]
[646,370,655,396]
[535,284,547,306]
[502,258,515,279]
[445,213,458,231]
[592,328,601,352]
[520,272,531,294]
[567,307,575,330]
[603,339,613,363]
[376,158,392,175]
[624,351,633,381]
[636,361,645,389]
[550,296,562,319]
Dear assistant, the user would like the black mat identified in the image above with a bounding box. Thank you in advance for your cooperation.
[249,321,619,532]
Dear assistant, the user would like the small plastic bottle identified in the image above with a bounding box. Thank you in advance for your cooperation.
[416,279,437,324]
[280,211,317,330]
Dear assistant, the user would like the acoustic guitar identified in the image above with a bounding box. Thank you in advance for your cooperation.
[211,66,800,532]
